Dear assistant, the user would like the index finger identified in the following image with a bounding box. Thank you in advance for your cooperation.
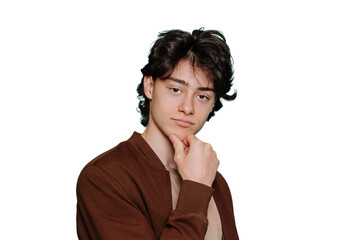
[169,134,185,157]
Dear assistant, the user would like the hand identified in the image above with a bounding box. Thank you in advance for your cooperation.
[169,134,219,187]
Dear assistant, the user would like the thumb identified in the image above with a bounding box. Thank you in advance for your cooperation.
[169,134,185,157]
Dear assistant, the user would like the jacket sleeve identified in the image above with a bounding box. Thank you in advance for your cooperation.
[76,165,214,240]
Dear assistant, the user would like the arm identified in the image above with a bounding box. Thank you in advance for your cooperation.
[76,165,214,240]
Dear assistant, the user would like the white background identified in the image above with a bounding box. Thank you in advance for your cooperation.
[1,0,359,239]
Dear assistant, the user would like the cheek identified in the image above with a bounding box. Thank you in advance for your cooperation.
[151,93,176,117]
[196,103,214,121]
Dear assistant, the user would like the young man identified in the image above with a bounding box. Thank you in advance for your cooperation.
[76,28,239,239]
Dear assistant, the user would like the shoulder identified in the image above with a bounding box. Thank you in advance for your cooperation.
[76,139,145,200]
[78,138,143,185]
[213,171,234,202]
[78,140,132,177]
[86,140,136,170]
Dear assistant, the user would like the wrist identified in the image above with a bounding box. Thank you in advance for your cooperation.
[176,180,214,215]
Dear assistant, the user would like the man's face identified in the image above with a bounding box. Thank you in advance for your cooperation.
[144,60,216,141]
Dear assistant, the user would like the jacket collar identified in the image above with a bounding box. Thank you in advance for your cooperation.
[127,132,168,171]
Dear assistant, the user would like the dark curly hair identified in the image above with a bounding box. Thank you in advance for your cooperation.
[137,28,237,127]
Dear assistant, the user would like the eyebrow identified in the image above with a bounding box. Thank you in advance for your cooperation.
[168,77,215,92]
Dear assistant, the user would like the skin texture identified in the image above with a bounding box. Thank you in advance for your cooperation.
[142,59,219,187]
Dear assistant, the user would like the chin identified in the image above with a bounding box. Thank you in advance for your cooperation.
[175,132,189,142]
[168,128,199,142]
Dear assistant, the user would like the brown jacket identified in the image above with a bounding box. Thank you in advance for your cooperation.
[77,132,239,239]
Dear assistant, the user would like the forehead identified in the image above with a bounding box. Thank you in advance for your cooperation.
[170,60,213,88]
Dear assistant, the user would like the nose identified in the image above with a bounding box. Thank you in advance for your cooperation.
[178,94,194,115]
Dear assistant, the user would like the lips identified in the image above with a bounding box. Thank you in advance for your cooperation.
[171,118,195,128]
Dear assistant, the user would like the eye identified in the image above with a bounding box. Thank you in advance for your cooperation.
[170,88,181,94]
[198,95,209,101]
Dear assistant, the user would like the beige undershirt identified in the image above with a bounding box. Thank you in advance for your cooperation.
[169,168,222,240]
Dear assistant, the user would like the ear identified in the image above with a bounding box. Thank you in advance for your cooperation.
[143,76,154,100]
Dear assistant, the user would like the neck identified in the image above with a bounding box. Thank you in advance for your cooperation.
[141,124,176,170]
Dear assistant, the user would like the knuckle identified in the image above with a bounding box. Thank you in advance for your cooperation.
[214,157,220,167]
[205,143,213,151]
[174,153,182,161]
